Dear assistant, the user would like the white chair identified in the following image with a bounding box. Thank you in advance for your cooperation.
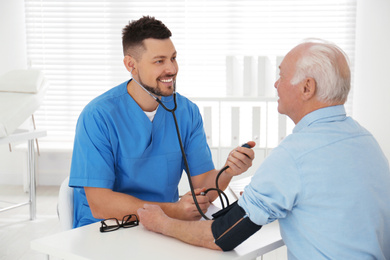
[57,176,74,230]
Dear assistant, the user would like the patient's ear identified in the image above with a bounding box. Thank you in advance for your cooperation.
[302,77,316,101]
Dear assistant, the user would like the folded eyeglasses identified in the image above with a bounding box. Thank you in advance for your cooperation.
[100,214,139,233]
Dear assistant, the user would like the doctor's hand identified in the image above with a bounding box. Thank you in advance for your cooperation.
[223,141,256,177]
[174,188,210,220]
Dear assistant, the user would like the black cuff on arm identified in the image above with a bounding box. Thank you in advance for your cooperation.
[211,201,262,251]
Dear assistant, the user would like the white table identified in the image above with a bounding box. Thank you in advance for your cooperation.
[0,129,47,220]
[31,204,284,260]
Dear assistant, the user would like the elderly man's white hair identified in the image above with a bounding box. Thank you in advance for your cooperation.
[291,38,351,104]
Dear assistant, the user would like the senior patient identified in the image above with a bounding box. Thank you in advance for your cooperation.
[138,40,390,260]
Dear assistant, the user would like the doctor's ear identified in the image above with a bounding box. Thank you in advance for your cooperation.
[123,55,136,73]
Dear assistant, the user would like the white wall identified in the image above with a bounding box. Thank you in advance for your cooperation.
[0,0,27,75]
[353,0,390,160]
[0,0,29,185]
[0,0,71,186]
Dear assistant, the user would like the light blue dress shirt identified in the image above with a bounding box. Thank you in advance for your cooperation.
[69,80,214,228]
[239,105,390,259]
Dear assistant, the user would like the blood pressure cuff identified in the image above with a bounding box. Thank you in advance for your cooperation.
[211,201,262,251]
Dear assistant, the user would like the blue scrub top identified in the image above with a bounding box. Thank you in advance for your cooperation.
[69,80,214,228]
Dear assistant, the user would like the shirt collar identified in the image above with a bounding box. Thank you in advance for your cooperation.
[293,105,347,133]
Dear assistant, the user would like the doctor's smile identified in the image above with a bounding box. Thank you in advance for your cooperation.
[159,77,174,83]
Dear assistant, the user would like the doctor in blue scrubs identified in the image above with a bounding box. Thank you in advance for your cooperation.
[69,16,255,228]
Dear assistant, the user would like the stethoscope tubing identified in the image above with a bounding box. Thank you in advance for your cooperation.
[160,94,230,220]
[132,77,229,220]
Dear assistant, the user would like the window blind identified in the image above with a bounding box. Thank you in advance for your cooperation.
[24,0,357,149]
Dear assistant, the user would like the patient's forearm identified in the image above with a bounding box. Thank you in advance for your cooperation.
[164,218,220,250]
[138,204,221,250]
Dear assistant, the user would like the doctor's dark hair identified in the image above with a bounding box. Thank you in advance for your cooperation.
[122,16,172,57]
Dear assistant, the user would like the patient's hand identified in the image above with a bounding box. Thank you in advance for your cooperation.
[138,204,170,234]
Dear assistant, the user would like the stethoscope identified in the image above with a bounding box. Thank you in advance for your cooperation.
[131,75,230,220]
